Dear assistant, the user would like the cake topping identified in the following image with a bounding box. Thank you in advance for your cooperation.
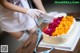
[43,16,74,36]
[43,16,63,36]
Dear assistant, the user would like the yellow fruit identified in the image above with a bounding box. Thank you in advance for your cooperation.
[51,16,74,36]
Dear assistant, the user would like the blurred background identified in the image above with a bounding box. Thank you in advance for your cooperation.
[0,0,80,53]
[42,0,80,13]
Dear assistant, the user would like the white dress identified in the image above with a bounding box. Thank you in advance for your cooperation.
[0,0,36,32]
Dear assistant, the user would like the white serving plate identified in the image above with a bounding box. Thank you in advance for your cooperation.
[54,13,67,18]
[38,22,80,51]
[43,13,67,23]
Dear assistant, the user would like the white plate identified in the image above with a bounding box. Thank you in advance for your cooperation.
[43,13,67,23]
[54,13,67,18]
[38,22,80,51]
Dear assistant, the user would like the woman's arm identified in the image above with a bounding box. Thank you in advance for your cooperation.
[0,0,28,13]
[33,0,46,13]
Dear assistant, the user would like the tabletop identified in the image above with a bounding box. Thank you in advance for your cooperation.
[16,12,80,53]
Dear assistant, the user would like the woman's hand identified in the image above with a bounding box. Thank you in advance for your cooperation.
[26,9,45,18]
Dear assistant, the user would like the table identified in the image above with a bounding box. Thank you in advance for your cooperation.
[16,13,80,53]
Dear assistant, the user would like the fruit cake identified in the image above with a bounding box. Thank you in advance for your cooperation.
[42,16,76,44]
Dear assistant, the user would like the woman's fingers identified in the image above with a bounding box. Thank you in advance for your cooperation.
[27,9,46,18]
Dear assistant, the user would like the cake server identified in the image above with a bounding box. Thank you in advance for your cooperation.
[31,15,55,53]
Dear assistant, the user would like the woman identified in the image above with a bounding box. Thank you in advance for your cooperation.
[0,0,46,42]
